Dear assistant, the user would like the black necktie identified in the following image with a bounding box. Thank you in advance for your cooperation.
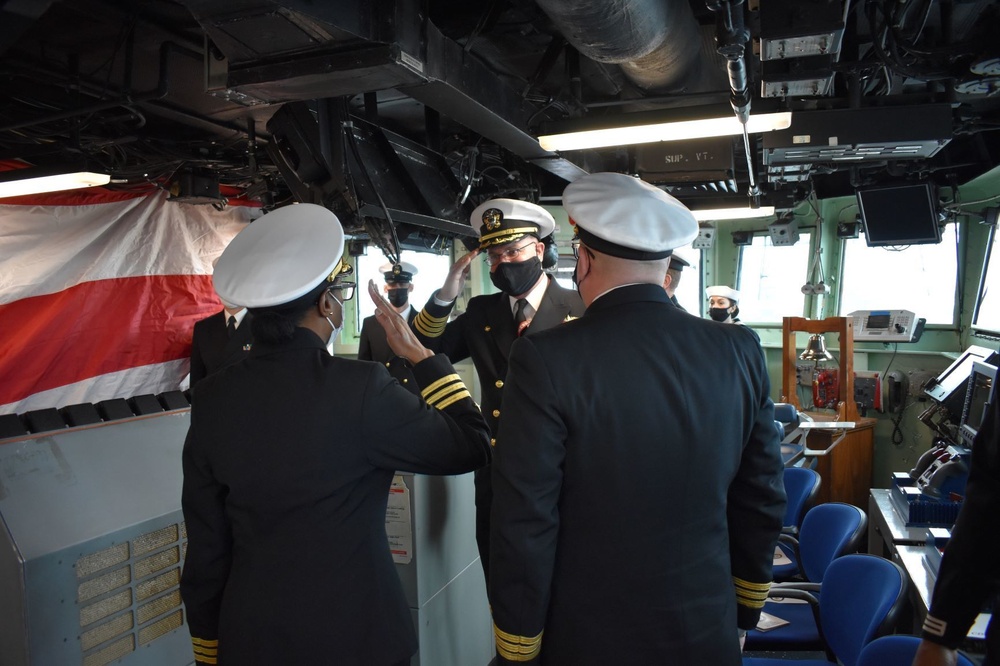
[514,299,529,335]
[227,315,236,338]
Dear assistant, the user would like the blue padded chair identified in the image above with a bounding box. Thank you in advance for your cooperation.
[744,554,908,666]
[781,467,821,536]
[770,499,865,583]
[856,635,977,666]
[746,502,867,651]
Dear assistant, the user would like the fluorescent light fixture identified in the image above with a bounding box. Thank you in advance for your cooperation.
[538,112,792,152]
[690,206,776,221]
[0,171,111,199]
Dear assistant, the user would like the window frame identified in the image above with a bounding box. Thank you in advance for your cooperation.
[735,229,814,326]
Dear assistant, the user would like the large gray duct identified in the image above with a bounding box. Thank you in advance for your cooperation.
[534,0,709,92]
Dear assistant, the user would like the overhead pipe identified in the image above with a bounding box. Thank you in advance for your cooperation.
[533,0,707,92]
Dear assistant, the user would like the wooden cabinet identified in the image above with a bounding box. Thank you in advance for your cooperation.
[803,414,876,508]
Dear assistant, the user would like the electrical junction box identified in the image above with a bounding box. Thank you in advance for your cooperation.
[854,370,882,411]
[796,362,815,387]
[768,217,799,245]
[692,224,716,249]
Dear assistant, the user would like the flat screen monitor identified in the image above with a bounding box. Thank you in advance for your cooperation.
[856,182,942,247]
[923,345,995,418]
[959,361,997,447]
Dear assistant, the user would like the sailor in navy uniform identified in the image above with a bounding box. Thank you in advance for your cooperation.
[412,198,585,587]
[489,173,785,665]
[180,203,490,666]
[663,252,690,312]
[707,285,761,343]
[358,261,419,393]
[706,285,743,324]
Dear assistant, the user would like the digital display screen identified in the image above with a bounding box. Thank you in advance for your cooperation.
[866,314,891,329]
[857,183,942,247]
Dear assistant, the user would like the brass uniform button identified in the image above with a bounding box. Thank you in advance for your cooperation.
[490,438,496,447]
[484,325,492,332]
[495,380,504,388]
[385,362,391,367]
[492,409,500,418]
[402,378,408,384]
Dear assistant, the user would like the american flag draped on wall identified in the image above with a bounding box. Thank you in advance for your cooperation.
[0,188,257,415]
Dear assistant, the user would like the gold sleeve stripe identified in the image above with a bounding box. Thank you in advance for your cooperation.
[436,390,472,410]
[193,645,218,656]
[734,577,771,608]
[494,623,543,662]
[923,614,947,637]
[425,382,467,405]
[414,311,448,337]
[480,226,539,243]
[422,374,462,398]
[193,657,217,665]
[191,638,218,647]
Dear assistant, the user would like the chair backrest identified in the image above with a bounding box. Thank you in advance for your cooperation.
[782,467,821,530]
[856,635,977,666]
[819,554,908,666]
[799,502,867,583]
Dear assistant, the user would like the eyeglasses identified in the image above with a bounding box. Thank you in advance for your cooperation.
[571,239,594,262]
[328,281,356,301]
[484,240,537,266]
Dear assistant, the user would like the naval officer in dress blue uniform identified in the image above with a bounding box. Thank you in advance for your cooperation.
[189,299,254,387]
[412,198,585,588]
[663,252,690,312]
[358,261,420,393]
[179,203,491,666]
[489,173,786,665]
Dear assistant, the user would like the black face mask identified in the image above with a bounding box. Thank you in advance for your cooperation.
[709,307,731,322]
[490,257,542,296]
[387,288,409,308]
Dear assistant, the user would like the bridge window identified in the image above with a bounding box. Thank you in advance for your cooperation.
[737,231,813,324]
[973,223,1000,334]
[355,249,451,333]
[839,224,958,325]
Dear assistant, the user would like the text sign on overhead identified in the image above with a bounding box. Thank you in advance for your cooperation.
[848,309,921,342]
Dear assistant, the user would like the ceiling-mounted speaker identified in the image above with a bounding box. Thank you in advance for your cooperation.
[836,221,860,239]
[732,230,753,246]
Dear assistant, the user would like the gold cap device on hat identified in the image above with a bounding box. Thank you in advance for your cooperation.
[470,198,555,249]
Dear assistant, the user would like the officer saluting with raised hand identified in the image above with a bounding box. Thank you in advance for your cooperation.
[412,198,585,589]
[358,261,420,393]
[180,203,490,666]
[489,173,785,665]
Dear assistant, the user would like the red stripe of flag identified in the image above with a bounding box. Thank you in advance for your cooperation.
[0,275,219,405]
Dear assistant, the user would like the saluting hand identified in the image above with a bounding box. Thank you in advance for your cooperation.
[437,249,480,301]
[368,280,434,364]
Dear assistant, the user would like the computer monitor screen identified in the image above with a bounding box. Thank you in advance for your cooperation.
[959,361,997,447]
[856,183,942,247]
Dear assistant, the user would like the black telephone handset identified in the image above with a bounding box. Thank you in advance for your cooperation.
[886,371,907,413]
